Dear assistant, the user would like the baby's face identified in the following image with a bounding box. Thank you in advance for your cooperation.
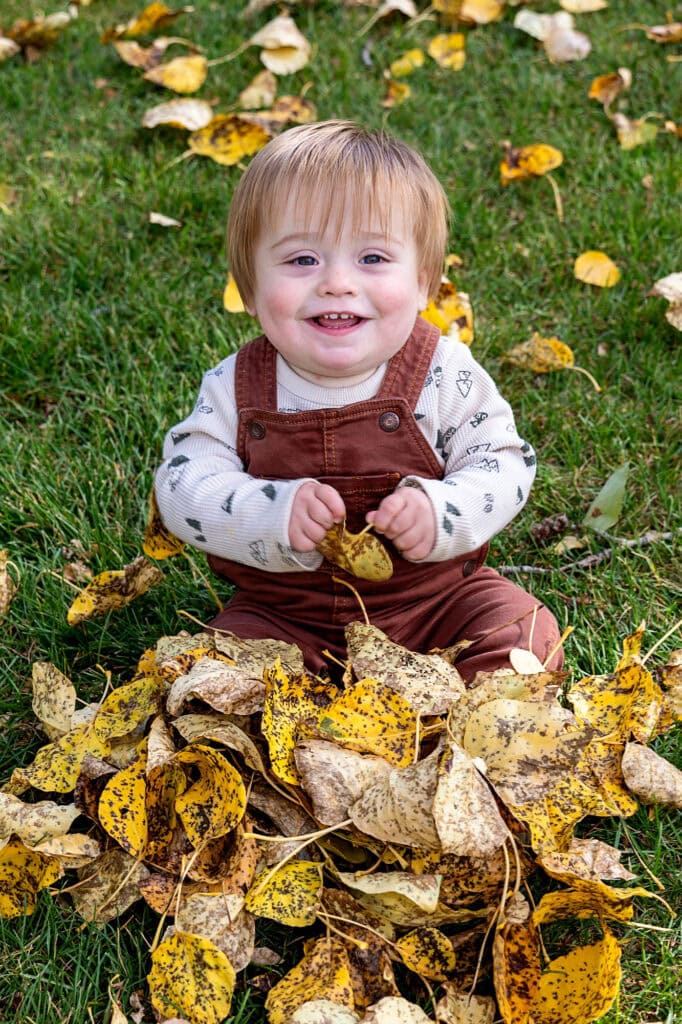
[245,193,428,388]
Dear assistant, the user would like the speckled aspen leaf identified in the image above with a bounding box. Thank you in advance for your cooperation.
[621,741,682,808]
[318,523,393,581]
[462,699,592,806]
[574,251,621,287]
[72,847,150,922]
[349,747,441,849]
[67,556,163,625]
[143,488,186,559]
[9,723,111,794]
[421,280,473,343]
[148,930,236,1024]
[265,936,354,1024]
[223,273,246,313]
[262,659,339,784]
[582,462,629,533]
[390,48,425,77]
[143,54,208,93]
[529,927,621,1024]
[290,1003,359,1024]
[493,916,541,1024]
[588,68,631,108]
[345,622,464,715]
[435,987,495,1024]
[295,740,392,826]
[175,713,266,773]
[176,892,255,971]
[0,550,19,617]
[101,3,192,43]
[31,661,76,739]
[245,860,323,926]
[649,272,682,331]
[337,870,442,924]
[316,678,417,768]
[99,751,148,856]
[533,878,653,926]
[538,837,635,883]
[610,113,658,150]
[32,833,100,870]
[504,334,575,373]
[167,655,267,717]
[189,115,271,165]
[0,793,79,849]
[364,997,435,1022]
[428,33,466,69]
[382,79,411,108]
[114,36,186,70]
[433,738,510,857]
[0,837,62,917]
[94,673,165,741]
[249,15,311,75]
[500,144,563,185]
[397,927,456,981]
[173,744,246,846]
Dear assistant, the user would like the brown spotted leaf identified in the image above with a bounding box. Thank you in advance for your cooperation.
[265,936,354,1024]
[0,793,79,848]
[263,660,339,784]
[189,115,271,165]
[318,523,393,581]
[295,739,393,826]
[315,678,417,768]
[67,557,163,625]
[621,741,682,808]
[31,662,77,739]
[147,930,235,1024]
[72,848,150,923]
[143,487,186,558]
[173,744,246,847]
[397,927,456,981]
[433,739,510,857]
[0,837,63,917]
[348,747,441,849]
[0,550,19,618]
[175,892,255,972]
[245,860,323,926]
[529,927,621,1024]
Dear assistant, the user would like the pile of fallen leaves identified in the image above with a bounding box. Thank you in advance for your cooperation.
[2,602,680,1022]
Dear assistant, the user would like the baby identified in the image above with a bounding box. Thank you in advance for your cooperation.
[155,120,563,681]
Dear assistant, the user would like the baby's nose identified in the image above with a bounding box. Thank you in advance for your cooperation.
[317,263,358,296]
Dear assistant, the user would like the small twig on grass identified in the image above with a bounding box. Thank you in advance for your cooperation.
[497,528,680,577]
[545,172,564,223]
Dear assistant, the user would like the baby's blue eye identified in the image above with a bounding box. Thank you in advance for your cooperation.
[291,255,317,266]
[361,254,384,265]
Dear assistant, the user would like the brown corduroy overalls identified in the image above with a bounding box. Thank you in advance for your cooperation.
[208,318,563,682]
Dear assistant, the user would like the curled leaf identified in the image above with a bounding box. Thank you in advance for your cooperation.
[318,522,393,581]
[67,557,163,625]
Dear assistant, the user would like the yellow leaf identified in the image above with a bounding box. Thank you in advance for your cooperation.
[529,928,621,1024]
[420,280,474,343]
[427,33,466,70]
[588,68,631,108]
[101,2,191,43]
[189,115,271,166]
[382,79,411,108]
[610,113,658,150]
[173,744,246,846]
[390,48,425,77]
[434,0,503,24]
[0,793,79,848]
[245,860,323,926]
[143,53,208,93]
[397,927,456,981]
[574,251,621,287]
[176,892,255,972]
[646,22,682,43]
[504,334,575,373]
[7,11,72,50]
[336,870,444,926]
[31,661,76,738]
[349,747,440,849]
[0,837,62,918]
[9,723,111,794]
[533,879,653,925]
[143,486,186,559]
[493,916,541,1024]
[265,937,354,1024]
[223,273,246,313]
[561,0,607,9]
[568,662,662,743]
[250,15,312,75]
[318,522,393,581]
[316,678,417,768]
[142,97,214,130]
[94,673,165,741]
[148,931,236,1024]
[0,549,19,618]
[263,660,339,784]
[500,144,563,185]
[99,752,149,857]
[67,556,163,625]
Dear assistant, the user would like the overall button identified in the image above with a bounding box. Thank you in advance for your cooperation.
[462,559,477,577]
[248,420,266,439]
[379,411,400,432]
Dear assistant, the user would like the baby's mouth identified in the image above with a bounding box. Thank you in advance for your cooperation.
[311,313,364,328]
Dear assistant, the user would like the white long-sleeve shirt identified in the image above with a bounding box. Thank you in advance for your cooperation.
[155,335,536,573]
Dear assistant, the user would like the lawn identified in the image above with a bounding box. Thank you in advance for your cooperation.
[0,0,680,1022]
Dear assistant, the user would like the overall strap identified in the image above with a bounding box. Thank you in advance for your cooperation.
[378,317,441,410]
[233,336,278,412]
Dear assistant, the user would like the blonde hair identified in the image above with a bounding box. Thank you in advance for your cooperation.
[227,120,450,308]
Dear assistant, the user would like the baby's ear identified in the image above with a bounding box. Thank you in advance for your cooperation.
[417,271,430,311]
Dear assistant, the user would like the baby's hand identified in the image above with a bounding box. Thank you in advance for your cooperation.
[367,487,436,560]
[289,482,345,552]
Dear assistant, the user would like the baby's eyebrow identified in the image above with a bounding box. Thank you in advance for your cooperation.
[270,231,400,250]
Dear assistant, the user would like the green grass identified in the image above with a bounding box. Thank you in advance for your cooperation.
[1,0,680,1021]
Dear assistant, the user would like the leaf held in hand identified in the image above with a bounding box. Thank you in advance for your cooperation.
[318,522,393,581]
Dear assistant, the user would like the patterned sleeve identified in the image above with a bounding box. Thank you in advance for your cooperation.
[399,340,537,561]
[154,357,322,572]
